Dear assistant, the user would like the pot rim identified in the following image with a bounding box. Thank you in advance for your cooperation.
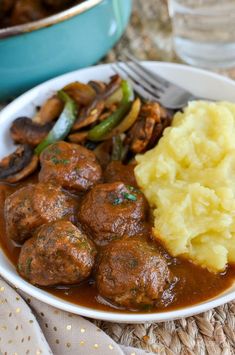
[0,0,103,39]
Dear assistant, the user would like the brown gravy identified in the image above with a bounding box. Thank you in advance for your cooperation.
[0,175,235,313]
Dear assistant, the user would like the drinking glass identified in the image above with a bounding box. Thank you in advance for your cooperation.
[168,0,235,68]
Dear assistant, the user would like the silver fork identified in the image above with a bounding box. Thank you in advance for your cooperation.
[112,53,198,110]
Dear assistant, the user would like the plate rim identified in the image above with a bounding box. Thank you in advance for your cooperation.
[1,61,235,323]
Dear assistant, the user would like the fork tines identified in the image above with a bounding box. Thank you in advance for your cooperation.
[112,52,169,102]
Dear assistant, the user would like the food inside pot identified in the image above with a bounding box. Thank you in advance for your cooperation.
[0,0,83,28]
[0,74,235,313]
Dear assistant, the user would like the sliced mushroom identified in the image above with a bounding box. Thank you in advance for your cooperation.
[88,80,106,95]
[68,131,88,144]
[126,102,171,154]
[33,96,63,125]
[140,102,162,122]
[102,74,122,100]
[72,75,122,131]
[0,145,38,183]
[147,109,173,149]
[63,81,96,106]
[128,117,156,154]
[72,101,105,131]
[10,117,53,147]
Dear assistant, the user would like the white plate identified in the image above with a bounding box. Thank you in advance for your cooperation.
[0,62,235,323]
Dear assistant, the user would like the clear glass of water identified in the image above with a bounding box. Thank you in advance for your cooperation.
[168,0,235,69]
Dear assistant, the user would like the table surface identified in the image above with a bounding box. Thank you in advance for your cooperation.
[98,1,235,354]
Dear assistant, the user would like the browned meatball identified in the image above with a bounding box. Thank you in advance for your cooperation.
[104,161,137,187]
[5,183,77,244]
[96,237,171,309]
[78,182,148,246]
[18,220,96,286]
[39,141,102,192]
[10,0,48,26]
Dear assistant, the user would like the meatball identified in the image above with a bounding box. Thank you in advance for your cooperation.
[10,0,48,26]
[96,237,171,309]
[39,141,102,192]
[18,220,96,286]
[5,183,77,244]
[104,161,137,187]
[78,182,148,246]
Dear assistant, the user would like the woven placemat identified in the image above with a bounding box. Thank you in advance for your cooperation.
[100,1,235,354]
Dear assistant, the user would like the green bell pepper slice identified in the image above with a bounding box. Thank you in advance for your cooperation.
[87,80,133,142]
[35,90,77,155]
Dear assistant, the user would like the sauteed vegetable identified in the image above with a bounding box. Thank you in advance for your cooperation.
[35,90,77,155]
[87,80,133,141]
[0,75,171,184]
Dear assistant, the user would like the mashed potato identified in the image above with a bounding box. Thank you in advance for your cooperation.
[135,101,235,272]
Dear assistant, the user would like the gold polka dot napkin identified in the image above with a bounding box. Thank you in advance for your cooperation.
[0,278,153,355]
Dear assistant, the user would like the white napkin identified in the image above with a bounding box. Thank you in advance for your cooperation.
[0,277,154,355]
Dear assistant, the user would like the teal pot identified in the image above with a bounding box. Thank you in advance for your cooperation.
[0,0,132,100]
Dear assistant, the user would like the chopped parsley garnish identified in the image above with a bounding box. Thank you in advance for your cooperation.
[122,192,137,201]
[112,197,122,205]
[50,146,62,155]
[111,190,137,205]
[50,156,70,165]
